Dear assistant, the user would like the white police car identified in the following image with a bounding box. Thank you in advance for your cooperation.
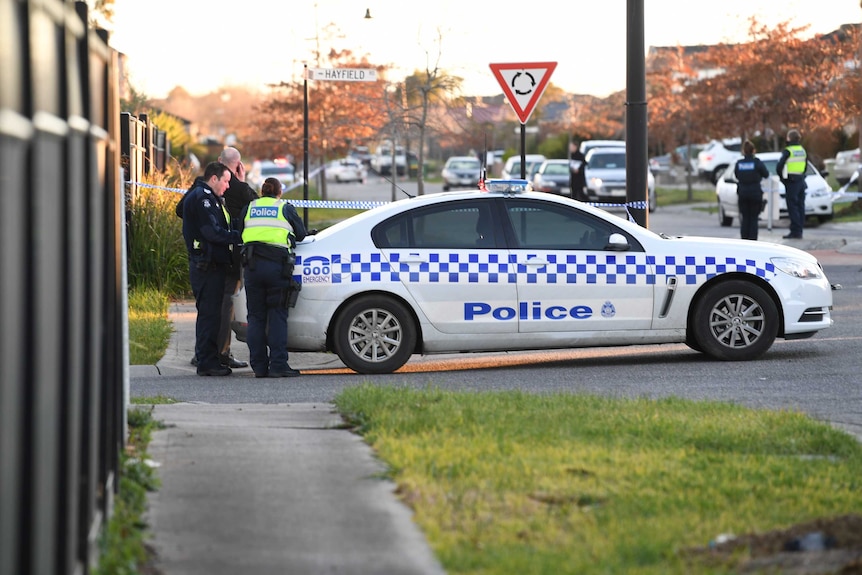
[233,180,833,374]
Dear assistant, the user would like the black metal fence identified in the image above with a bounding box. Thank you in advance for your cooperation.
[1,1,127,574]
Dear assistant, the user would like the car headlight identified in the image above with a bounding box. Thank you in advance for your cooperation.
[771,257,823,280]
[588,177,603,189]
[807,187,831,198]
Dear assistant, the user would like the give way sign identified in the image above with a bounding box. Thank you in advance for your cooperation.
[489,62,557,124]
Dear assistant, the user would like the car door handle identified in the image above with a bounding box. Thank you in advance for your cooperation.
[396,253,427,265]
[519,257,549,267]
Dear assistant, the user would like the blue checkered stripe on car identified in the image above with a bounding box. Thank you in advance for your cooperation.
[312,253,777,285]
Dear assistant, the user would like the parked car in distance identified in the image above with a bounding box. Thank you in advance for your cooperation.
[326,157,367,183]
[370,144,406,176]
[584,146,656,212]
[697,138,742,184]
[232,178,833,373]
[649,144,704,176]
[715,151,834,227]
[579,140,626,156]
[832,148,860,185]
[531,159,571,195]
[441,156,482,191]
[248,158,295,191]
[502,154,546,179]
[348,146,373,167]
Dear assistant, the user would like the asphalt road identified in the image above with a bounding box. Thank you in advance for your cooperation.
[131,184,862,440]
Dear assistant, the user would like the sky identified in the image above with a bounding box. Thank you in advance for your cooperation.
[109,0,861,100]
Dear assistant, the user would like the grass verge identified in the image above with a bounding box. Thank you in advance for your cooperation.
[335,385,862,575]
[128,288,173,365]
[93,402,171,575]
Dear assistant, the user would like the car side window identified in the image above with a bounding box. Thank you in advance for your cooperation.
[373,200,496,249]
[502,199,636,251]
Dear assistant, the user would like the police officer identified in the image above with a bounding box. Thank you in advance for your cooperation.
[776,129,808,239]
[240,177,307,378]
[569,140,587,201]
[182,162,242,376]
[734,140,770,241]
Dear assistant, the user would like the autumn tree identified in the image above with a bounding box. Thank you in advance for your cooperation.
[397,28,464,195]
[649,17,859,158]
[246,48,388,189]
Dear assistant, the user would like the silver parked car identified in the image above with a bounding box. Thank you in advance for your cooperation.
[584,147,656,212]
[832,148,860,185]
[531,159,571,195]
[441,156,482,191]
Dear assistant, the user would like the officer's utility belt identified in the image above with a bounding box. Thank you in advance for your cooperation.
[245,242,291,262]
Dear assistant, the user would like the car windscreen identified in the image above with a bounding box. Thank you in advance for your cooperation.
[449,160,480,170]
[761,159,817,177]
[588,153,626,169]
[262,165,294,175]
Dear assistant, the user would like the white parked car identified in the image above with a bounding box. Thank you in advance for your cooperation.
[583,146,657,212]
[232,179,832,374]
[326,157,367,183]
[248,159,296,191]
[715,151,834,227]
[698,138,742,184]
[502,154,546,179]
[370,144,406,176]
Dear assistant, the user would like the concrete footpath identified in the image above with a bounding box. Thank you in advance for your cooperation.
[135,310,446,574]
[132,235,862,575]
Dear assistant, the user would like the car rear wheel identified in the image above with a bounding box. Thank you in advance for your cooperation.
[691,280,778,361]
[718,203,733,227]
[333,295,417,374]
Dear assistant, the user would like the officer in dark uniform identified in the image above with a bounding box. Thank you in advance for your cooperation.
[240,177,307,378]
[734,140,770,241]
[776,129,808,239]
[569,140,588,201]
[182,162,242,376]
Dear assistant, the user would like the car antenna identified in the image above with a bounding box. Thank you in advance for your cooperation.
[479,133,488,190]
[378,171,414,198]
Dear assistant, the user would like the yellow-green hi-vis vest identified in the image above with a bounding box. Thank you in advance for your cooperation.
[242,197,295,249]
[783,144,807,177]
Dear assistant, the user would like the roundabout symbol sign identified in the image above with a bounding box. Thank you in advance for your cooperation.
[489,62,557,124]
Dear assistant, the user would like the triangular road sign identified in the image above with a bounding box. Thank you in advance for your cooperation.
[489,62,557,124]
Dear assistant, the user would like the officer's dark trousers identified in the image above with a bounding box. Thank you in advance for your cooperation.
[244,256,291,376]
[784,179,807,237]
[738,193,763,240]
[189,259,227,372]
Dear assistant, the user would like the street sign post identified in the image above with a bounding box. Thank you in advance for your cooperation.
[306,68,378,82]
[490,62,557,178]
[302,65,378,224]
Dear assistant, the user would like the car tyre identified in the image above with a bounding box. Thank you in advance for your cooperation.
[691,280,778,361]
[333,295,417,374]
[718,203,733,227]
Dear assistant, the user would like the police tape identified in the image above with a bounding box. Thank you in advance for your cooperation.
[125,180,649,215]
[290,199,389,209]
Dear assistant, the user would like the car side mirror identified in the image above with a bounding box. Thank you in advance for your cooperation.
[606,233,630,251]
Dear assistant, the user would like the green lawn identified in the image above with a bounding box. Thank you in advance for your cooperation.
[335,385,862,575]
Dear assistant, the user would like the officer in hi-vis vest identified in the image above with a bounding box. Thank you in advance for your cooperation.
[240,177,307,378]
[776,129,808,239]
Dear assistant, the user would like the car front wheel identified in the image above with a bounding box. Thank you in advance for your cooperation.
[333,295,417,374]
[691,280,778,361]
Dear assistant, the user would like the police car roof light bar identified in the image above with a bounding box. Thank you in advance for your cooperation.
[485,179,531,194]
